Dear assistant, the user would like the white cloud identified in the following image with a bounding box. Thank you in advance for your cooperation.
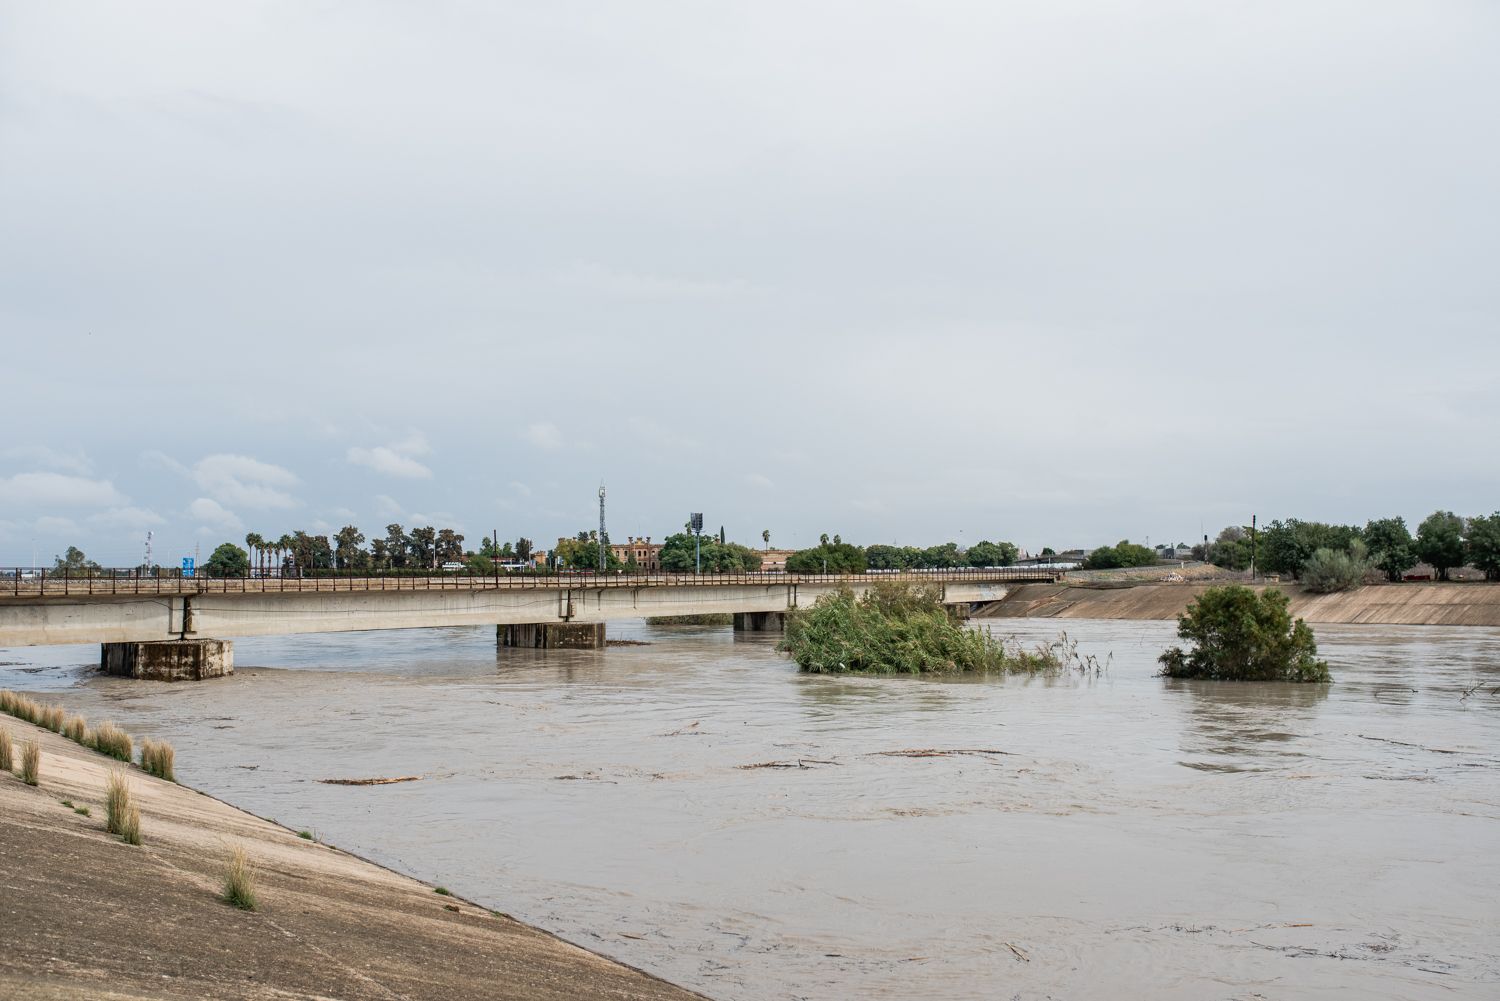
[743,473,774,489]
[347,445,432,479]
[191,454,299,509]
[508,481,533,497]
[347,431,433,478]
[188,497,243,532]
[0,472,126,507]
[522,423,563,450]
[1,445,92,475]
[88,507,166,530]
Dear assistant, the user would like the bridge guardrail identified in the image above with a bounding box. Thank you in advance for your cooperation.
[1,566,1062,598]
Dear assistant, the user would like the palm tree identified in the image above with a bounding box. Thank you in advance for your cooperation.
[276,534,294,576]
[762,529,770,550]
[244,533,263,578]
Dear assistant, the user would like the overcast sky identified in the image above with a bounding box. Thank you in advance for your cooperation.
[2,1,1496,566]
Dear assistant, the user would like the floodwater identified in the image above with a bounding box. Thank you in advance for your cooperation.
[3,618,1498,1000]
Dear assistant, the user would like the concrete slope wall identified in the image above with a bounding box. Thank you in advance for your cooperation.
[979,582,1500,627]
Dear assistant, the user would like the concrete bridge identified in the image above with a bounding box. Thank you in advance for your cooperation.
[0,569,1061,678]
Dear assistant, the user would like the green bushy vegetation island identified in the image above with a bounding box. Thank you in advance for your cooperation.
[779,581,1077,675]
[1159,585,1330,683]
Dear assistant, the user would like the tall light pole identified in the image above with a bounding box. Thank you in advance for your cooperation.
[598,483,607,572]
[690,512,703,574]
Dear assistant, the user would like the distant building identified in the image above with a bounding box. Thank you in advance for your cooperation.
[609,536,663,571]
[759,549,799,572]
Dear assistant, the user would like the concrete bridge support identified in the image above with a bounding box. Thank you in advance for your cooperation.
[733,611,785,632]
[100,639,233,681]
[498,622,606,649]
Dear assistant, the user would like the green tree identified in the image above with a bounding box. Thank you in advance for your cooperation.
[1463,512,1500,581]
[52,546,102,576]
[515,537,533,561]
[762,529,771,549]
[866,544,916,570]
[1415,510,1466,580]
[409,526,437,569]
[659,533,758,572]
[370,538,390,569]
[1159,585,1330,682]
[1084,540,1157,570]
[384,524,410,568]
[436,528,465,564]
[966,540,1019,567]
[204,542,250,577]
[785,542,866,574]
[918,542,964,568]
[1363,517,1417,582]
[1206,526,1253,571]
[1258,520,1364,579]
[334,525,366,570]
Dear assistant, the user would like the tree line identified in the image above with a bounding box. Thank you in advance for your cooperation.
[1200,510,1500,583]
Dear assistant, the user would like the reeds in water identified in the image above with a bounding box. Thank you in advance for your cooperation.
[140,738,176,782]
[92,722,133,762]
[222,845,257,910]
[0,728,12,772]
[20,738,41,785]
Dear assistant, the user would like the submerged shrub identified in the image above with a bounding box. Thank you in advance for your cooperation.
[780,581,1066,675]
[222,846,257,910]
[1159,585,1331,682]
[140,738,177,782]
[92,723,133,762]
[20,738,41,785]
[0,728,12,772]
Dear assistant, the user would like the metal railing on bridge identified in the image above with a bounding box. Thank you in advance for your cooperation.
[1,566,1064,598]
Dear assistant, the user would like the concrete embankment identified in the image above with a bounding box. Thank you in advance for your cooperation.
[0,720,705,1001]
[978,581,1500,627]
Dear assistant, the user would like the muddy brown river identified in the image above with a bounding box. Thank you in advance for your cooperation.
[4,618,1497,999]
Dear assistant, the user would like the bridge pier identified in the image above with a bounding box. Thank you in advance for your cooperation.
[101,639,233,681]
[733,611,785,632]
[498,622,606,650]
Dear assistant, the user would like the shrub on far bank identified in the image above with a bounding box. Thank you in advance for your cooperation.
[1159,585,1330,683]
[646,613,733,626]
[1301,542,1371,594]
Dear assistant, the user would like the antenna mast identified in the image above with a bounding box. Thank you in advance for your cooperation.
[598,482,607,572]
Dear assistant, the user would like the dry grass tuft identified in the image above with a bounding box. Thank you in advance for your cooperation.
[119,803,142,845]
[92,722,134,762]
[1,692,41,725]
[0,690,17,717]
[105,769,134,835]
[20,738,41,785]
[0,728,12,772]
[42,705,65,732]
[63,714,89,744]
[140,738,177,782]
[222,845,257,910]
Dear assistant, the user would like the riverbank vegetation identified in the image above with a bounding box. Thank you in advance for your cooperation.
[779,581,1089,675]
[1159,586,1330,682]
[140,738,177,782]
[20,738,40,785]
[1202,510,1500,583]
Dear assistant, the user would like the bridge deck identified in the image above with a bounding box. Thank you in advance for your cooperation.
[1,568,1060,600]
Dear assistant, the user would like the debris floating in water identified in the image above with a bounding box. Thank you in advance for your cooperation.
[318,775,422,786]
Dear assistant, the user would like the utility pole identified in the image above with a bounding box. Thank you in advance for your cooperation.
[598,483,607,572]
